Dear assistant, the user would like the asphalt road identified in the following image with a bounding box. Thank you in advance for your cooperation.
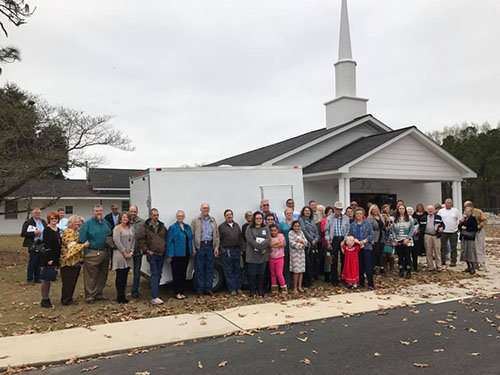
[30,297,500,375]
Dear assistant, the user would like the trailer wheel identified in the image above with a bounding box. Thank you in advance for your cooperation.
[192,262,225,293]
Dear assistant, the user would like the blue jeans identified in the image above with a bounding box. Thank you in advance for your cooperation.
[131,253,142,297]
[221,247,242,292]
[27,248,41,282]
[358,248,374,288]
[247,262,267,276]
[149,254,164,299]
[195,243,214,293]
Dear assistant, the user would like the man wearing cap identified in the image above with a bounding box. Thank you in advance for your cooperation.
[325,201,350,286]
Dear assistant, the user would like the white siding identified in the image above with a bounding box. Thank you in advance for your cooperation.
[0,198,126,235]
[304,179,338,206]
[275,123,380,168]
[349,134,462,180]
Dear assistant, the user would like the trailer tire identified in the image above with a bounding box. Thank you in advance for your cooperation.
[192,262,225,293]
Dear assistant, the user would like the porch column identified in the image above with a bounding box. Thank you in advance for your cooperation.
[337,177,350,208]
[338,177,346,208]
[345,178,351,206]
[451,180,462,211]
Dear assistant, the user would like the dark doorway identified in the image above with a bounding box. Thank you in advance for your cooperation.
[350,193,397,211]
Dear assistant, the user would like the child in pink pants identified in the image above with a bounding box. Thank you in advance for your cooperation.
[269,224,287,294]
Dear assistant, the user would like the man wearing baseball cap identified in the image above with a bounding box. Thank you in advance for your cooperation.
[324,201,351,286]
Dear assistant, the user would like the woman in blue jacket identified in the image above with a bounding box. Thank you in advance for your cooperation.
[167,210,194,300]
[349,208,375,290]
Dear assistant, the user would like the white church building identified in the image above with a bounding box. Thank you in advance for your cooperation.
[210,0,476,210]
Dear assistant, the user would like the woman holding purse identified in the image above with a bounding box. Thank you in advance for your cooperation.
[459,206,479,274]
[112,211,134,303]
[41,211,62,308]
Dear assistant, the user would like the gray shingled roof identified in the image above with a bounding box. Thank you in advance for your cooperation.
[303,127,413,174]
[88,168,142,189]
[208,114,381,166]
[10,179,127,198]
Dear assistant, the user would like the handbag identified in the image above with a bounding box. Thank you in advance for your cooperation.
[461,230,475,241]
[30,240,52,262]
[40,266,58,281]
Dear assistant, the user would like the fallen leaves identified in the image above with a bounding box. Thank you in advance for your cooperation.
[296,336,308,342]
[413,363,429,368]
[270,331,286,336]
[174,341,185,347]
[433,349,444,353]
[374,352,381,357]
[467,328,477,333]
[218,360,228,367]
[470,353,481,356]
[300,358,312,365]
[135,372,151,375]
[236,339,245,344]
[81,366,98,372]
[434,332,442,336]
[197,361,203,369]
[399,340,410,346]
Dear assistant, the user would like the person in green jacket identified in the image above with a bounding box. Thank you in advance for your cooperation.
[79,205,112,303]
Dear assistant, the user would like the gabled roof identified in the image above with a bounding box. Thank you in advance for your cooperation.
[208,114,390,166]
[88,168,142,189]
[304,127,413,174]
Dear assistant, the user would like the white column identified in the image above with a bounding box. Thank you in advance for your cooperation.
[338,177,346,207]
[451,181,461,209]
[344,178,351,208]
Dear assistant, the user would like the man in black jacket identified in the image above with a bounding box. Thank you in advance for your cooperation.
[419,205,445,271]
[104,204,120,229]
[21,208,47,283]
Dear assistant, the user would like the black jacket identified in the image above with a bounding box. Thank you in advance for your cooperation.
[104,212,118,229]
[42,226,61,267]
[419,213,445,239]
[460,216,478,240]
[21,217,47,248]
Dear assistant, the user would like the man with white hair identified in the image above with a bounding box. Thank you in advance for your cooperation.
[438,198,461,267]
[419,205,445,271]
[191,203,220,297]
[21,208,47,283]
[260,199,279,225]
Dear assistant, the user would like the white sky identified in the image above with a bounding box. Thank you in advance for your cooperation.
[2,0,499,179]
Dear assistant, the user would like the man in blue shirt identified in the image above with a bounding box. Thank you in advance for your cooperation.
[104,204,120,229]
[79,204,112,303]
[21,208,47,283]
[57,208,68,232]
[325,201,350,286]
[191,203,220,297]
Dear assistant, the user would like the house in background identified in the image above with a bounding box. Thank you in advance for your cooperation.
[0,168,141,235]
[210,0,476,209]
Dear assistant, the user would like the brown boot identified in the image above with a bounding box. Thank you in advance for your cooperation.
[281,285,288,294]
[271,285,279,294]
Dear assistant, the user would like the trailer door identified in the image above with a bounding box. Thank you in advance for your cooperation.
[260,184,294,217]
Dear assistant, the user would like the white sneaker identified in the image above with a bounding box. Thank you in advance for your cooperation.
[151,298,164,305]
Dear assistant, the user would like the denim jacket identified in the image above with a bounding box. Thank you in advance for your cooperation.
[349,220,374,251]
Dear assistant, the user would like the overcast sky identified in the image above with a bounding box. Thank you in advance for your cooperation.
[2,0,499,178]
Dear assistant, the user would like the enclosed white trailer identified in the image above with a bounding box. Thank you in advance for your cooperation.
[129,166,304,290]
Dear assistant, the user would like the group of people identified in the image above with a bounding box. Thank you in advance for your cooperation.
[20,196,487,308]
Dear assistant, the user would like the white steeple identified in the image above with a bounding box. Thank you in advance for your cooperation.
[324,0,368,128]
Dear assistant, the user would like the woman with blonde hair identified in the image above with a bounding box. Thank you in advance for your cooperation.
[112,211,135,303]
[60,215,89,305]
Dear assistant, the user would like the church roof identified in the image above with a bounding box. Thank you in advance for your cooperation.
[303,127,413,174]
[209,114,385,166]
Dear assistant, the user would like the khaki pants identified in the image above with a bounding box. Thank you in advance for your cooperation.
[84,249,110,302]
[425,234,441,270]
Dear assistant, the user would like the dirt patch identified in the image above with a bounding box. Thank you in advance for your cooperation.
[0,250,27,268]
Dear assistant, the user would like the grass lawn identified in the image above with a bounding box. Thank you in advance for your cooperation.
[0,229,498,338]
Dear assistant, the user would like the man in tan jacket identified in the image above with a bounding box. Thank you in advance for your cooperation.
[191,203,219,297]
